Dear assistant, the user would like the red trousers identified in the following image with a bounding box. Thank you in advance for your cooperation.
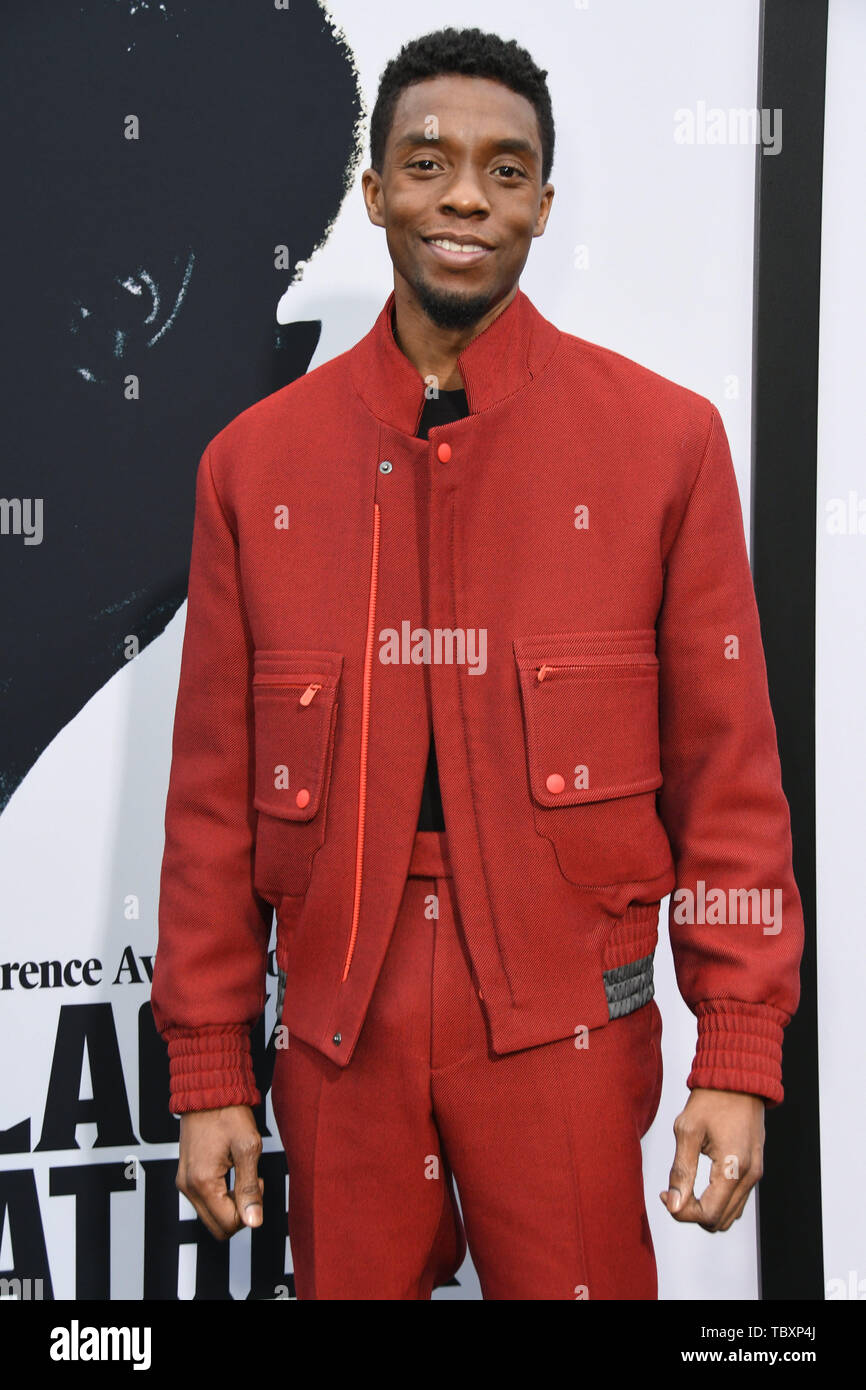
[271,830,664,1300]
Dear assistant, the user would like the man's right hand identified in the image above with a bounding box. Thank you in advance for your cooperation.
[177,1105,264,1239]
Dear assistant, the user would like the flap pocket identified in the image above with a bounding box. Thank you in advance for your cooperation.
[252,649,343,821]
[513,630,662,807]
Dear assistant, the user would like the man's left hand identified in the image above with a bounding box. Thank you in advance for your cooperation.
[660,1088,766,1232]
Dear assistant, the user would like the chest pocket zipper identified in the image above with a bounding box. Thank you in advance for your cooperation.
[535,656,658,684]
[252,677,322,703]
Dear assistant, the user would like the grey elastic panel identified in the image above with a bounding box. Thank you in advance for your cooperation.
[603,953,654,1019]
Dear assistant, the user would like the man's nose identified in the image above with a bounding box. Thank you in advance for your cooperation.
[437,164,492,216]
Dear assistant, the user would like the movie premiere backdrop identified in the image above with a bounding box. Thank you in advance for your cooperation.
[1,0,860,1300]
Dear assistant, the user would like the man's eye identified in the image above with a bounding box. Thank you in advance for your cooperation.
[406,159,525,178]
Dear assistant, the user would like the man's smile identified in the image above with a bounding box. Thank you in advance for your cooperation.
[422,234,494,268]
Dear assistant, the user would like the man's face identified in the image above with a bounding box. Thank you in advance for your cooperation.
[363,74,554,330]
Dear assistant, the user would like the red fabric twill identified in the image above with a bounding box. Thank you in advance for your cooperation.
[271,832,663,1300]
[151,288,804,1114]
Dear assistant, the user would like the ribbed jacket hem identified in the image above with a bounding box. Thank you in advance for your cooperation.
[687,999,789,1107]
[164,1024,261,1114]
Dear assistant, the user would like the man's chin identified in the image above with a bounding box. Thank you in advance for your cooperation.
[413,278,496,331]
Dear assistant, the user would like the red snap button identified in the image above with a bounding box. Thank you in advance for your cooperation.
[295,788,311,808]
[546,773,565,794]
[437,442,451,463]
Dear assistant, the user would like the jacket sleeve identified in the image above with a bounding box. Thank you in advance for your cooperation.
[150,442,272,1114]
[655,403,804,1107]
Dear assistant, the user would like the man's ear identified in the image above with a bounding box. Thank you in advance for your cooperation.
[361,169,386,230]
[534,184,555,237]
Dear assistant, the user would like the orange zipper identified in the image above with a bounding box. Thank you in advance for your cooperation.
[252,676,323,706]
[535,656,656,682]
[341,502,381,981]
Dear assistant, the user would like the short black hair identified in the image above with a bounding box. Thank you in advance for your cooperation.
[370,27,555,185]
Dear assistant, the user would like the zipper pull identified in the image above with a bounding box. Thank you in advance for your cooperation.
[299,683,322,706]
[537,665,551,683]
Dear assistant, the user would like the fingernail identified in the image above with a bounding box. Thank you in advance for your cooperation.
[670,1189,682,1212]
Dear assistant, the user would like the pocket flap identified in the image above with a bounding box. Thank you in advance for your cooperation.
[513,630,662,807]
[252,649,342,821]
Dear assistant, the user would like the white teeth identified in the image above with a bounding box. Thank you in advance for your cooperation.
[429,238,487,254]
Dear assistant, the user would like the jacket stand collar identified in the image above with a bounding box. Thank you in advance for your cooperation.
[349,286,561,436]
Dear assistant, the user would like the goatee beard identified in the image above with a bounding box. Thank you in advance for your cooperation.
[413,277,496,331]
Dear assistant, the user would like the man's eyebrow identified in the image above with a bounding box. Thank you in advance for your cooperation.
[394,130,538,161]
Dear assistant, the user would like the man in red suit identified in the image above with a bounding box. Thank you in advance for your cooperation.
[151,27,804,1299]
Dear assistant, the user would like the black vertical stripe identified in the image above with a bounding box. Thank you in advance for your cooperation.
[751,0,826,1300]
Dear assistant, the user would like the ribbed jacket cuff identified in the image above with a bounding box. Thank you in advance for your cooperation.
[687,1000,790,1107]
[163,1024,261,1115]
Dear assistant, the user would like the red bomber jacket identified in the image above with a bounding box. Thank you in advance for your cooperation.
[151,286,804,1114]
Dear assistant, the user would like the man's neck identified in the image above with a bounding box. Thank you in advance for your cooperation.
[390,280,519,391]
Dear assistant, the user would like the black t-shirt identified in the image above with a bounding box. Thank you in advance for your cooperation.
[415,386,469,830]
